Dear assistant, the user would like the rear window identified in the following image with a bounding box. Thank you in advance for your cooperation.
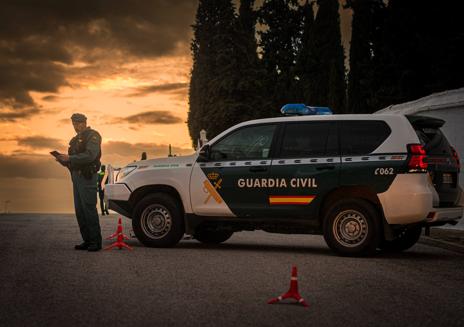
[415,127,452,155]
[340,121,391,155]
[407,115,452,156]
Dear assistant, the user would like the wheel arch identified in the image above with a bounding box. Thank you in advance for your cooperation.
[129,184,185,217]
[319,186,394,241]
[319,186,382,221]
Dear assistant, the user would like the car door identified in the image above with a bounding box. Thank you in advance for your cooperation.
[268,121,340,219]
[190,123,279,217]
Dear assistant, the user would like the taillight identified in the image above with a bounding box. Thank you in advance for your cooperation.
[451,146,460,172]
[407,144,428,172]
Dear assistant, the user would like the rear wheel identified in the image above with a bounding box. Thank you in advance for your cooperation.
[380,226,422,252]
[132,193,184,247]
[194,227,233,244]
[323,198,381,256]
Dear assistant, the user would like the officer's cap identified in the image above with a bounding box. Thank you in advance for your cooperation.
[71,113,87,123]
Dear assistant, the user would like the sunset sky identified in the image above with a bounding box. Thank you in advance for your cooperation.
[0,1,351,213]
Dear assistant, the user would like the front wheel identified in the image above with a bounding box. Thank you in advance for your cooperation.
[323,198,381,256]
[132,193,184,247]
[380,226,422,252]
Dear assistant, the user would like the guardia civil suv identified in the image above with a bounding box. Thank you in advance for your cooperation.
[106,104,463,256]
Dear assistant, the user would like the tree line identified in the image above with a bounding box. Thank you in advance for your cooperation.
[188,0,464,145]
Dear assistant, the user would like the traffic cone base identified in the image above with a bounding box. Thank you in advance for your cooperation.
[268,266,309,308]
[105,217,132,251]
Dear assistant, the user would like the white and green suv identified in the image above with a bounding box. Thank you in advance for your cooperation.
[106,107,463,256]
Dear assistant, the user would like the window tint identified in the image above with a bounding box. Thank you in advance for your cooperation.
[210,124,276,161]
[279,122,337,158]
[340,121,391,155]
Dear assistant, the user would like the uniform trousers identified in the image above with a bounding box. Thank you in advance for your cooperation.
[72,171,102,246]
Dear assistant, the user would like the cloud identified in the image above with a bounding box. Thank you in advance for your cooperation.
[16,136,66,150]
[0,0,197,118]
[0,142,194,180]
[127,82,189,97]
[0,107,41,122]
[42,95,61,102]
[0,154,69,179]
[113,111,183,125]
[103,141,193,158]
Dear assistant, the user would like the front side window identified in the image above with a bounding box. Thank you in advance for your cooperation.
[210,124,276,161]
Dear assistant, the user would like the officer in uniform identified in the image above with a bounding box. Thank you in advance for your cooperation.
[98,165,109,216]
[56,113,103,252]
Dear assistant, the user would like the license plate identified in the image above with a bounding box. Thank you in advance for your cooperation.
[442,173,453,184]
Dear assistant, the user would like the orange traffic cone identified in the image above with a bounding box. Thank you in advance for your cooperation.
[268,266,309,308]
[104,217,132,251]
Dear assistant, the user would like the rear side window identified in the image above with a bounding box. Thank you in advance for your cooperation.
[279,122,338,158]
[341,121,391,155]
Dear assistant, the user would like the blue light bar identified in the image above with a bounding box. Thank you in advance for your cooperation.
[281,104,332,116]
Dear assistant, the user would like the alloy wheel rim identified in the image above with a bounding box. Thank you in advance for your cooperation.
[333,210,368,247]
[141,204,172,239]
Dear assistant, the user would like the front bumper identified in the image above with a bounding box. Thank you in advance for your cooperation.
[425,206,463,224]
[105,183,132,217]
[105,183,131,201]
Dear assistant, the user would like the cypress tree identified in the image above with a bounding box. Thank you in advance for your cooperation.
[304,0,345,113]
[346,0,386,113]
[188,0,236,146]
[294,0,315,105]
[258,0,305,113]
[189,0,272,145]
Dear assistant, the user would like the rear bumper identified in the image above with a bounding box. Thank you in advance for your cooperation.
[425,207,463,224]
[379,174,434,224]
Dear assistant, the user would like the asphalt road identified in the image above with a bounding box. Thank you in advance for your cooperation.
[0,214,463,327]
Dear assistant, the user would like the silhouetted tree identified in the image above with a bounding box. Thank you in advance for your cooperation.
[304,0,345,113]
[258,0,305,113]
[346,0,386,113]
[294,0,315,104]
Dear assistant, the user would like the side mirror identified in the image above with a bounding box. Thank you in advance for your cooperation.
[198,144,210,162]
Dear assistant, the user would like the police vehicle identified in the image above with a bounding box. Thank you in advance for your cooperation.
[105,104,463,256]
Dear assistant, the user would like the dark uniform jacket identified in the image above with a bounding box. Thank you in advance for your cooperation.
[68,127,102,179]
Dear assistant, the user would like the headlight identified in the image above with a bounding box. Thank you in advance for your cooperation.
[116,166,137,182]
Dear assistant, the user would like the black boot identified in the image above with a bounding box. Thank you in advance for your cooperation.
[74,242,89,250]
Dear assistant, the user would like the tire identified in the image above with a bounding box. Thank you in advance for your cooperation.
[132,193,184,247]
[194,227,233,244]
[380,226,422,252]
[323,198,381,256]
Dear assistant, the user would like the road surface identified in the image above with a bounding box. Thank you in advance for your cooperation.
[0,214,463,327]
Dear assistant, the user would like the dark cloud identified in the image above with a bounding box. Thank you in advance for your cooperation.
[113,111,183,125]
[0,107,41,122]
[16,136,66,150]
[103,141,193,158]
[42,95,61,102]
[0,0,197,119]
[0,154,69,179]
[127,83,189,97]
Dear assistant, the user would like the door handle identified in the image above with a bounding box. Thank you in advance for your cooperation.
[316,166,335,171]
[249,166,268,173]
